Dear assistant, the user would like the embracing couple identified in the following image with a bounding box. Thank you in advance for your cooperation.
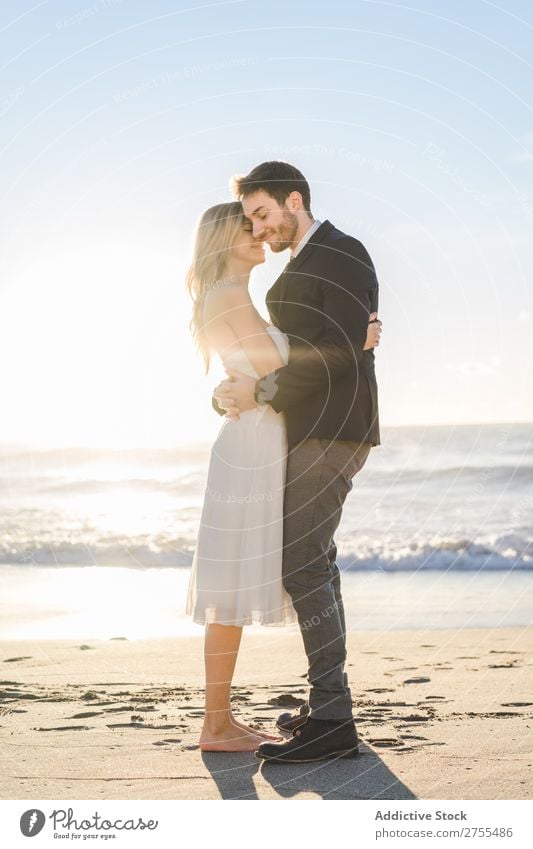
[185,161,381,763]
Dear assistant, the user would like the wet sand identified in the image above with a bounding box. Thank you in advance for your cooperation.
[1,628,532,800]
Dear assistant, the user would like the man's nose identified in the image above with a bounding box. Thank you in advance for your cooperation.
[252,221,265,238]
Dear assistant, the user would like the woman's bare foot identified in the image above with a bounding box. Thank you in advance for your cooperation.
[229,713,281,741]
[199,723,268,752]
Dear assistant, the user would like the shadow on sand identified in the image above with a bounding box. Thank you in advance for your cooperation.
[201,742,416,800]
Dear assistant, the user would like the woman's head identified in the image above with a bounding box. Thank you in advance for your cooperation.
[186,201,265,369]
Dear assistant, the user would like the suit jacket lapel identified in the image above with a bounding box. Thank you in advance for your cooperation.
[276,220,335,321]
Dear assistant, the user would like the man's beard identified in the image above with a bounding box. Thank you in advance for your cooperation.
[268,210,299,252]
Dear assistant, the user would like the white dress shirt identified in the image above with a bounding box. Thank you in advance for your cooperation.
[290,219,322,259]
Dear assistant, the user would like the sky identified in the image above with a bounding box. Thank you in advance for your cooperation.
[0,0,532,449]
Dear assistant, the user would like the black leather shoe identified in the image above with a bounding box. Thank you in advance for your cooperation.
[276,701,310,733]
[256,716,359,763]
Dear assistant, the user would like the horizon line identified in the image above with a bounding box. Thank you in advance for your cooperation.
[2,419,531,453]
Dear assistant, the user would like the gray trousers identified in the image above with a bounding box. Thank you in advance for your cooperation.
[282,437,371,720]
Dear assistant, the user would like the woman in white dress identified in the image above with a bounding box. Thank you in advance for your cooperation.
[185,202,379,751]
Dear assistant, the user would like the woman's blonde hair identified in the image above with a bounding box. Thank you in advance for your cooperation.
[186,201,245,371]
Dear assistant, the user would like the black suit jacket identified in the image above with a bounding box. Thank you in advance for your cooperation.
[213,220,380,448]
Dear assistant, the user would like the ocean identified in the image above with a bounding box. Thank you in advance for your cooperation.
[1,423,532,638]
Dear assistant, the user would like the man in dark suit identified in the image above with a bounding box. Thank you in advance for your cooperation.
[214,161,381,763]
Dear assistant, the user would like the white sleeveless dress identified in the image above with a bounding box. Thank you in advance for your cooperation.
[186,324,297,627]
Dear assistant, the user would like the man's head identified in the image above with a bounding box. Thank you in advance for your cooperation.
[232,161,313,253]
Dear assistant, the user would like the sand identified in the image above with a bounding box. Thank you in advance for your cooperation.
[1,628,532,800]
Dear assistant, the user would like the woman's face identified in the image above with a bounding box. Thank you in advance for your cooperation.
[230,218,266,268]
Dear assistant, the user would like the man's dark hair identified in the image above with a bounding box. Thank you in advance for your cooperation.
[232,161,312,214]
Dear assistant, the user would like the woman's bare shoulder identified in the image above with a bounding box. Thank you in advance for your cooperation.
[202,283,253,320]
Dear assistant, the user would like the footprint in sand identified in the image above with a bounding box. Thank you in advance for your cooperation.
[107,722,179,729]
[70,711,103,719]
[153,738,182,746]
[396,714,431,723]
[1,689,39,700]
[366,737,405,748]
[489,649,526,654]
[267,694,306,708]
[103,706,135,714]
[3,657,32,663]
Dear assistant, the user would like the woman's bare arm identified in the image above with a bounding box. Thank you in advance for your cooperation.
[203,284,284,378]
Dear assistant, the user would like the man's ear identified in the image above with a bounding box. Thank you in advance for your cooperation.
[286,191,303,212]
